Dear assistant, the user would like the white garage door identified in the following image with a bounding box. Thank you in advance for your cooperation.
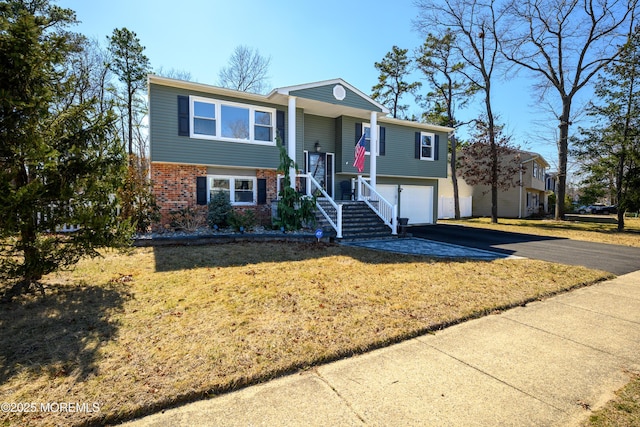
[377,184,434,225]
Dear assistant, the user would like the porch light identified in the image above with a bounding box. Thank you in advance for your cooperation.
[314,141,322,152]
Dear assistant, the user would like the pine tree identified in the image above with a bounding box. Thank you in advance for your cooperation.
[371,46,421,119]
[0,0,132,301]
[416,29,479,219]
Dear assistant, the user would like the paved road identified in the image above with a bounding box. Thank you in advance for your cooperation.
[411,224,640,275]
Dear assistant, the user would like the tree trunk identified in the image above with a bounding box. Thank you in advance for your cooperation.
[127,87,134,158]
[555,100,571,220]
[616,150,626,232]
[451,134,461,219]
[488,106,498,224]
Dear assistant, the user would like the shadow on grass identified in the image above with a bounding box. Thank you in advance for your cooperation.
[0,281,130,385]
[151,241,492,272]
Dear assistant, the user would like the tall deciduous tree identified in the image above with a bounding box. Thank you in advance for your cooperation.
[218,45,271,94]
[574,25,640,231]
[415,0,505,222]
[371,46,421,119]
[416,29,479,218]
[0,0,132,301]
[107,27,150,157]
[501,0,637,220]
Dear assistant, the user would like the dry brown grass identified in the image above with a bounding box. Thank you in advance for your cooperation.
[584,374,640,426]
[441,217,640,247]
[0,242,611,426]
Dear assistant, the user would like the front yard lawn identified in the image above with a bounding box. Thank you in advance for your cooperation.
[0,242,611,426]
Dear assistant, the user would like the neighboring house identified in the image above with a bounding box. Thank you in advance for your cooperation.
[438,151,550,218]
[148,76,452,232]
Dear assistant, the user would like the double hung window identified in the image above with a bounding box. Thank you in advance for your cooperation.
[420,132,435,160]
[193,101,216,136]
[209,176,256,205]
[362,123,382,155]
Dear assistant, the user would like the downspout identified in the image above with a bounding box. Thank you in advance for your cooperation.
[288,96,297,189]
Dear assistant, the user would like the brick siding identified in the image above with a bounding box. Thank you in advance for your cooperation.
[151,163,279,228]
[151,163,207,227]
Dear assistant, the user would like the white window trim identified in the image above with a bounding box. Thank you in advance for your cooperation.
[362,123,381,156]
[420,131,435,161]
[190,96,276,146]
[208,175,257,206]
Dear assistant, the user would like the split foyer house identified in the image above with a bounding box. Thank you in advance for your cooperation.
[148,75,453,237]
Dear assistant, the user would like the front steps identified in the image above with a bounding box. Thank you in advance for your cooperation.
[315,200,395,241]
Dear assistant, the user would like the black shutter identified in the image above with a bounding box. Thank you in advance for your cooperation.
[355,122,363,144]
[415,132,421,159]
[379,126,386,156]
[178,95,190,136]
[276,110,285,145]
[257,178,267,205]
[196,176,207,205]
[434,134,440,161]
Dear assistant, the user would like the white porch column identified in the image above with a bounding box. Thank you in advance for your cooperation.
[369,111,378,189]
[288,96,297,189]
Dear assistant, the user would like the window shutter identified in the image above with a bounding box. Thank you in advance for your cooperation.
[276,110,285,145]
[434,134,439,161]
[257,178,267,205]
[414,132,421,159]
[355,123,362,144]
[178,95,189,136]
[196,176,207,205]
[379,126,386,156]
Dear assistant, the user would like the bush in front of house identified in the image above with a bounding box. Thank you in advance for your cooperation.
[228,209,256,232]
[170,206,207,231]
[207,191,232,228]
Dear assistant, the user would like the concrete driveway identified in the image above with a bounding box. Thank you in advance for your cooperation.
[411,224,640,275]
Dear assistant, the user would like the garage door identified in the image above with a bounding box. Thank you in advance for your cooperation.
[377,184,434,225]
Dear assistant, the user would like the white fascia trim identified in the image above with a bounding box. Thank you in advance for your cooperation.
[379,116,454,134]
[149,74,273,105]
[269,78,390,115]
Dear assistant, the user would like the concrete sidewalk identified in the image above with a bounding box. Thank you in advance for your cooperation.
[124,271,640,427]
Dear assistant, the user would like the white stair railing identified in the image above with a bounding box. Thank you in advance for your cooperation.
[304,174,343,239]
[357,176,397,235]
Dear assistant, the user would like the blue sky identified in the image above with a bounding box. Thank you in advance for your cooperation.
[57,0,561,169]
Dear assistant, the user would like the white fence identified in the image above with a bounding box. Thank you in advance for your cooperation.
[438,196,472,219]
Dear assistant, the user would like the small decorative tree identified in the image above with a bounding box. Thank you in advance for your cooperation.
[207,191,232,228]
[274,142,317,231]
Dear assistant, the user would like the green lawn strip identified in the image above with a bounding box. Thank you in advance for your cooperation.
[0,242,611,426]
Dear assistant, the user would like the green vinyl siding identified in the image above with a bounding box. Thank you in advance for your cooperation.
[303,114,336,154]
[149,83,282,168]
[290,85,383,112]
[336,117,447,179]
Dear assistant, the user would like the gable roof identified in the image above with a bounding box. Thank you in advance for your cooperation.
[268,78,389,114]
[148,75,453,132]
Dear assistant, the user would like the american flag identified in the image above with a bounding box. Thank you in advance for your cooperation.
[353,133,366,173]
